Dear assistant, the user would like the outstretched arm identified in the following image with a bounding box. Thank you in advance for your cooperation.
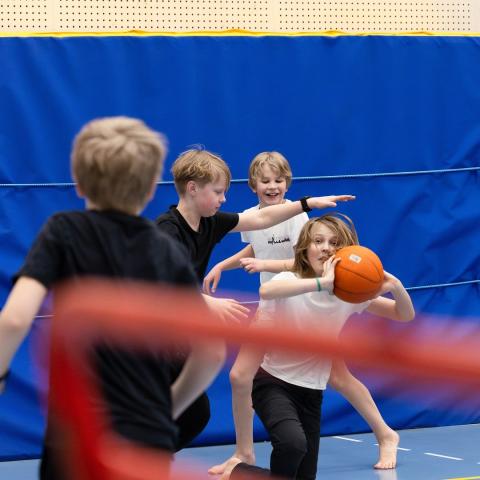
[366,272,415,322]
[260,257,339,300]
[203,244,254,294]
[239,257,294,275]
[232,195,355,232]
[0,277,47,393]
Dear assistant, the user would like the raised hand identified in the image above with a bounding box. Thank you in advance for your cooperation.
[321,255,340,294]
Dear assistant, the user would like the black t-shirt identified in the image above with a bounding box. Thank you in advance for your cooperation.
[16,210,198,451]
[156,206,239,283]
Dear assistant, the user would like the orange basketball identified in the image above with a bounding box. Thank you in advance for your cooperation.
[333,245,384,303]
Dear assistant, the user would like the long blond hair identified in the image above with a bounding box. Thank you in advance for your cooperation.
[292,214,359,278]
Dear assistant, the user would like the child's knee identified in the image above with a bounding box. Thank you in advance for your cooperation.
[328,364,353,392]
[328,370,345,391]
[328,371,354,392]
[274,432,308,459]
[229,367,252,391]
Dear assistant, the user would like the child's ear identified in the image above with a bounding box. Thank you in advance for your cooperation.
[186,180,197,195]
[74,182,85,199]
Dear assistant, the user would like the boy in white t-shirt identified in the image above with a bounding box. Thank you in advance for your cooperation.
[221,215,415,480]
[203,151,308,293]
[206,153,403,475]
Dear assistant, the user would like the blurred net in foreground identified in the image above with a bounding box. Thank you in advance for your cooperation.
[50,278,480,480]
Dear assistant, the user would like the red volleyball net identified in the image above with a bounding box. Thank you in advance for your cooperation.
[49,278,480,479]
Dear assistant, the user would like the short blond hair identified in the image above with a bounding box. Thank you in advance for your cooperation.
[171,147,231,195]
[248,151,292,190]
[292,214,359,278]
[71,117,166,213]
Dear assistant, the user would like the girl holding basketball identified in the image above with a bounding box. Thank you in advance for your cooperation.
[207,153,409,475]
[219,214,414,480]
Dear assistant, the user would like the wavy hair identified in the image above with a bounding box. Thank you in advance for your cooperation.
[292,213,359,278]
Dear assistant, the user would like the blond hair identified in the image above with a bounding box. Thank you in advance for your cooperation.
[292,214,359,278]
[71,116,166,213]
[171,147,231,195]
[248,151,292,190]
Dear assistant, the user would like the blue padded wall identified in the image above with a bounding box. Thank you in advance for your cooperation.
[0,35,479,459]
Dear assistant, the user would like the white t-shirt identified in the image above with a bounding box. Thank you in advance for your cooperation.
[258,271,370,390]
[241,200,309,284]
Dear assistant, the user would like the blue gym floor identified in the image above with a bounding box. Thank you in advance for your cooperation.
[1,424,479,479]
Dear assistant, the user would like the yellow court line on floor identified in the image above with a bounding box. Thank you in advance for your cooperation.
[445,476,480,480]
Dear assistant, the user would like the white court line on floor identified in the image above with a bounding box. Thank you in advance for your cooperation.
[424,453,463,461]
[329,432,471,466]
[332,436,362,442]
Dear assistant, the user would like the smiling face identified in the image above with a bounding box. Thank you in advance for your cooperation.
[253,164,288,207]
[306,223,340,276]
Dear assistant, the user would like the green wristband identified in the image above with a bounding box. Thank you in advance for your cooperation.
[316,277,322,292]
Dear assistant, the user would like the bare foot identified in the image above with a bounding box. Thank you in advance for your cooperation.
[209,453,254,476]
[219,457,243,480]
[374,430,400,469]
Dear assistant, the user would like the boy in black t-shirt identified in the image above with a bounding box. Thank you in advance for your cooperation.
[0,117,225,479]
[156,147,356,448]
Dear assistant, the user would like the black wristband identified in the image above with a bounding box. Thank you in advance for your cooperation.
[300,196,312,212]
[0,370,10,382]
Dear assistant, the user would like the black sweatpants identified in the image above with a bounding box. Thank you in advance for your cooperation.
[232,368,323,480]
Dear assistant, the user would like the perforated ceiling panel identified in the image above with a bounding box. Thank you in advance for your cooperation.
[0,0,49,31]
[275,1,474,32]
[54,0,270,32]
[0,0,478,33]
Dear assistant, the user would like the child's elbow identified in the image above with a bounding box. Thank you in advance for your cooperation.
[406,310,415,322]
[400,308,415,322]
[1,312,31,333]
[259,285,273,300]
